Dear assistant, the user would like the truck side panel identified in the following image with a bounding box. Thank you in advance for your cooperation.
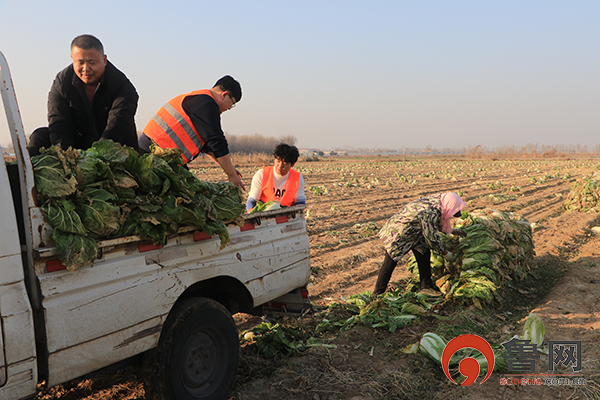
[37,211,310,387]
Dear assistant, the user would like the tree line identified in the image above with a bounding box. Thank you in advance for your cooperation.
[225,133,297,154]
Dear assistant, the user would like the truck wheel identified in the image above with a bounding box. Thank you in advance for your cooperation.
[146,297,240,400]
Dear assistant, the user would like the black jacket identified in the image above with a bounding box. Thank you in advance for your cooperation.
[47,61,139,151]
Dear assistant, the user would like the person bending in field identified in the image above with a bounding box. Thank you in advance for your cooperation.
[139,75,245,190]
[246,143,306,212]
[374,192,467,297]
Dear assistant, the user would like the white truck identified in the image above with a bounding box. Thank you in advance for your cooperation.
[0,51,311,400]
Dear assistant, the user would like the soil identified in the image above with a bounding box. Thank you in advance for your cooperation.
[34,155,600,400]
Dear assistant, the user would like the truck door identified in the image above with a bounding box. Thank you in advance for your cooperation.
[0,160,17,386]
[0,49,39,398]
[0,159,38,395]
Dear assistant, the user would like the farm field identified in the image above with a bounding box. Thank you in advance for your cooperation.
[34,155,600,400]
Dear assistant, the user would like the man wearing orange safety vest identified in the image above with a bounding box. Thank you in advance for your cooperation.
[138,75,245,190]
[246,143,306,211]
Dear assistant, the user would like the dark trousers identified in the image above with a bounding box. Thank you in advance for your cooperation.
[27,127,52,157]
[373,248,434,295]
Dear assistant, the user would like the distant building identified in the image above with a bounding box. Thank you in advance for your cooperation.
[1,147,15,158]
[298,148,320,160]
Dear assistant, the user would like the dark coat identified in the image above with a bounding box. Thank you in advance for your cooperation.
[47,60,139,150]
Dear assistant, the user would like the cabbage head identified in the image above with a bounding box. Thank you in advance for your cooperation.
[32,146,78,201]
[53,229,98,272]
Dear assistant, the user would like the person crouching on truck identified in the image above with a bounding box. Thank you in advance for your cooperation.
[246,143,306,212]
[27,34,139,156]
[138,76,245,190]
[373,192,467,297]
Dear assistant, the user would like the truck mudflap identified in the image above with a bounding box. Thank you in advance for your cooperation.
[262,285,312,316]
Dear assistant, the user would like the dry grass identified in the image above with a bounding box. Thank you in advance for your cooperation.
[34,367,144,400]
[567,360,600,400]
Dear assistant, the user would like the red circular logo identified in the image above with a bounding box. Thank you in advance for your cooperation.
[442,334,495,385]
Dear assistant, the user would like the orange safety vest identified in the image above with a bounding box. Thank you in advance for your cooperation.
[259,167,300,206]
[143,89,213,163]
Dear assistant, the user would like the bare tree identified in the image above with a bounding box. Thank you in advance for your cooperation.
[278,135,297,146]
[225,133,298,154]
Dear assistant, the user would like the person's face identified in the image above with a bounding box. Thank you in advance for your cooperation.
[71,46,107,86]
[274,157,293,176]
[216,92,236,113]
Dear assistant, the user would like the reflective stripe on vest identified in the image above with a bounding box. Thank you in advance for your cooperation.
[143,89,212,163]
[258,166,300,206]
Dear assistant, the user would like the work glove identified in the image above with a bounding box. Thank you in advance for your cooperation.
[452,228,467,238]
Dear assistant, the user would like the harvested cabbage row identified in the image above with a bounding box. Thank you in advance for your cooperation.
[240,322,335,359]
[563,173,600,212]
[315,291,436,333]
[32,140,245,271]
[407,209,535,308]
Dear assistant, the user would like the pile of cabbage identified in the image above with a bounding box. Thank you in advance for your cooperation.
[32,141,245,271]
[563,173,600,212]
[407,209,535,308]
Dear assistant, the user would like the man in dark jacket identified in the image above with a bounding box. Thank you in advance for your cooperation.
[27,34,139,156]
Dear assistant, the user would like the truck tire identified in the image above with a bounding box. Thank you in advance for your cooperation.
[145,297,240,400]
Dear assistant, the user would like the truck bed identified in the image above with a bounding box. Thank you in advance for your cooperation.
[33,205,310,386]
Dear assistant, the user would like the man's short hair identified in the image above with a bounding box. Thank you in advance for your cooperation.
[71,34,104,53]
[214,75,242,102]
[273,143,299,165]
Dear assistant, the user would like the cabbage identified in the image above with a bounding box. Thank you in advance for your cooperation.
[33,141,245,271]
[521,312,545,347]
[249,200,281,213]
[32,146,78,201]
[564,173,600,212]
[406,208,535,307]
[41,199,86,235]
[211,187,246,221]
[82,139,130,164]
[52,229,98,272]
[75,188,120,239]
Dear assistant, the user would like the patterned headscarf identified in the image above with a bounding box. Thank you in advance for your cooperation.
[440,192,467,234]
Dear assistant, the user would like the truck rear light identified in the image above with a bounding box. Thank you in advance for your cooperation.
[240,222,255,231]
[193,231,212,242]
[47,259,66,272]
[139,242,162,252]
[276,215,289,224]
[300,286,310,303]
[262,286,312,315]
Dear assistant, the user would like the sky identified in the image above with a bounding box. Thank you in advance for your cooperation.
[0,1,598,152]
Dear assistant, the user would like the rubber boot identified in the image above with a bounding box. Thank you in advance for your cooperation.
[373,252,396,295]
